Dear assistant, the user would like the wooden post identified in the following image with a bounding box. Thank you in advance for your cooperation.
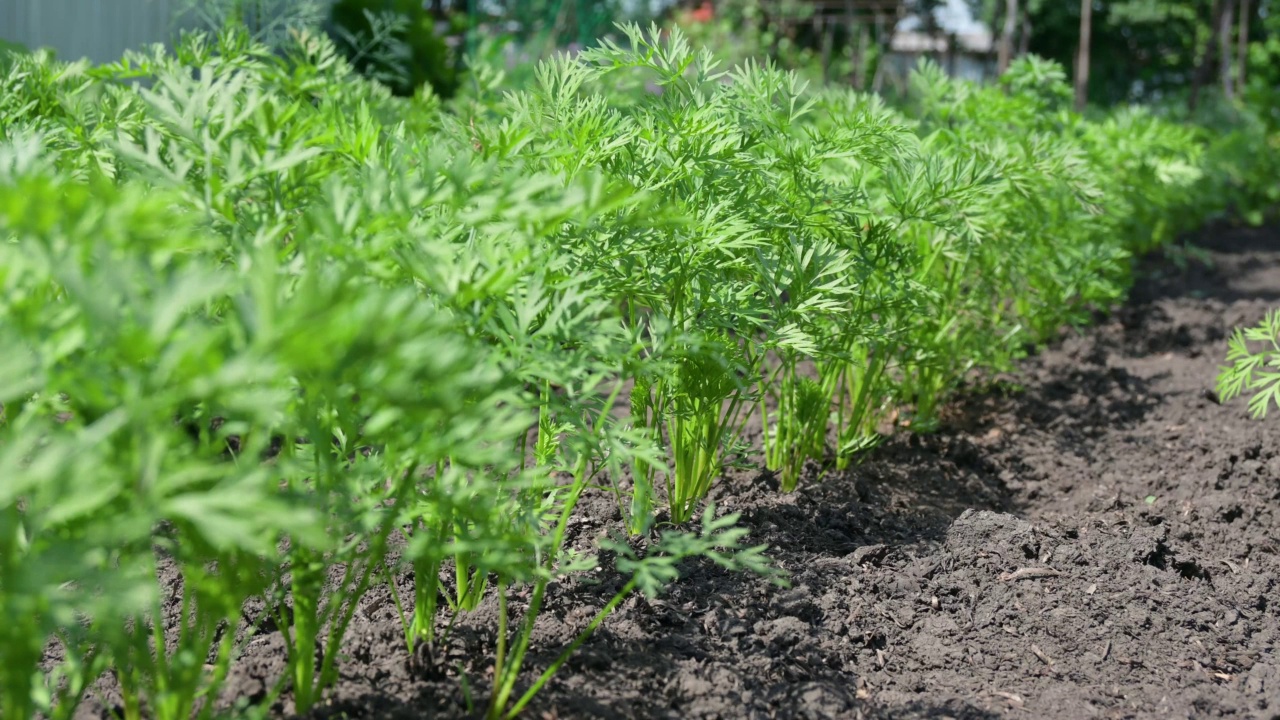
[1074,0,1092,111]
[997,0,1018,76]
[820,16,834,83]
[1237,0,1251,95]
[1190,0,1225,111]
[846,0,862,89]
[856,21,871,88]
[1019,12,1032,57]
[871,11,889,93]
[1220,0,1236,100]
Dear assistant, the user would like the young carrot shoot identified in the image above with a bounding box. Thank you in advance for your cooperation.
[1217,309,1280,419]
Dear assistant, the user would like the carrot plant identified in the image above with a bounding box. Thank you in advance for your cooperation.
[880,57,1205,428]
[1217,309,1280,419]
[485,506,781,720]
[493,24,910,511]
[0,143,326,719]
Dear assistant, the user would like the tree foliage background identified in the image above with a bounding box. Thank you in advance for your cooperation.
[966,0,1279,107]
[197,0,1278,111]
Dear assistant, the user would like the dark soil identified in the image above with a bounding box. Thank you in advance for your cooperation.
[82,223,1280,720]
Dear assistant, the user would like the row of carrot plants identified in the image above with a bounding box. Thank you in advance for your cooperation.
[0,21,1245,720]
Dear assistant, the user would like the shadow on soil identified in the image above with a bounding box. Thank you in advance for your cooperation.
[1131,222,1280,304]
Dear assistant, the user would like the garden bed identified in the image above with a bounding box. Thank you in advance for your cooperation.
[85,223,1272,720]
[12,27,1278,720]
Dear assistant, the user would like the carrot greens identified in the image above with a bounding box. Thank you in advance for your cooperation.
[0,16,1261,720]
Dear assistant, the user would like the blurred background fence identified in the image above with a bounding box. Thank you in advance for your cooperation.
[0,0,193,64]
[0,0,979,92]
[1,0,1276,111]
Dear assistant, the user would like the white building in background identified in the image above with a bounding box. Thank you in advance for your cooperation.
[886,0,995,83]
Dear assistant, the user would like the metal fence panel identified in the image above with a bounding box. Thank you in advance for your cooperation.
[0,0,193,63]
[0,0,339,64]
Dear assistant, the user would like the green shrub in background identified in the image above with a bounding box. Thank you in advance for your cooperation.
[1194,99,1280,227]
[0,39,30,59]
[0,39,33,75]
[328,0,460,98]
